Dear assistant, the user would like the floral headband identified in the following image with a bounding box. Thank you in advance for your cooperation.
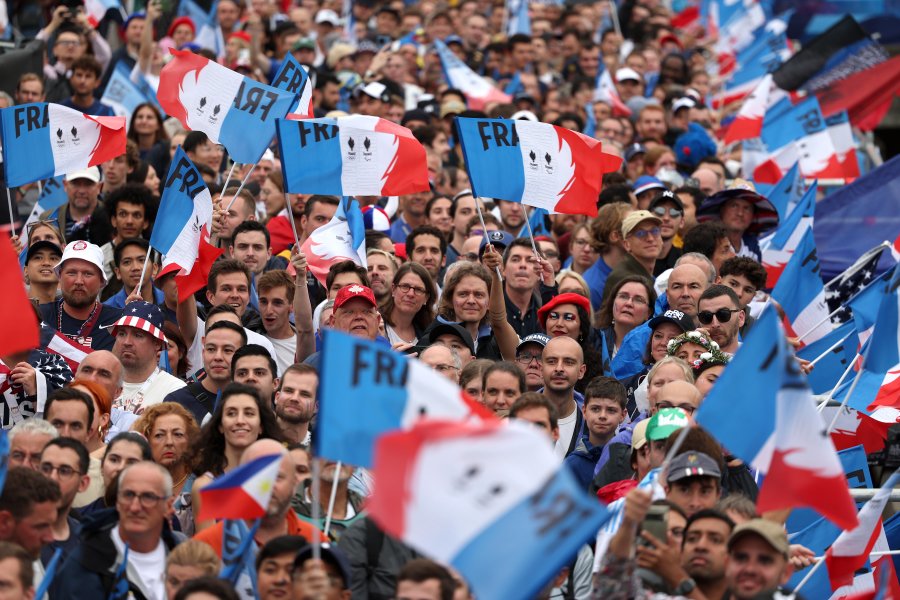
[666,330,719,357]
[691,347,730,376]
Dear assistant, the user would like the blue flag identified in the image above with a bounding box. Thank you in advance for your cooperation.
[100,62,164,122]
[107,544,130,600]
[770,228,831,342]
[814,153,900,280]
[34,547,62,600]
[761,96,828,152]
[220,518,260,597]
[527,206,551,237]
[757,162,804,221]
[796,321,857,394]
[0,429,8,493]
[506,0,530,36]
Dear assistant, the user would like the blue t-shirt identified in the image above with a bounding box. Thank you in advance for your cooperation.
[60,98,116,117]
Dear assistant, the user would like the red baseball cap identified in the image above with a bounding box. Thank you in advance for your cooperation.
[334,284,377,310]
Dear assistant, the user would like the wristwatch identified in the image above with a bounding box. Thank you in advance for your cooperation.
[673,577,697,595]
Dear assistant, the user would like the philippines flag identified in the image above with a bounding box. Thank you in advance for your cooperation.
[368,419,611,600]
[151,147,223,302]
[271,53,313,119]
[696,308,858,529]
[434,40,510,110]
[157,49,298,165]
[197,453,283,521]
[0,103,126,187]
[760,181,816,288]
[826,469,900,591]
[316,330,494,468]
[456,117,620,218]
[276,116,429,196]
[770,228,832,344]
[300,197,366,287]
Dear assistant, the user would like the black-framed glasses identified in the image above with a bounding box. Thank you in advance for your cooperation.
[118,489,168,508]
[40,463,81,479]
[652,206,683,218]
[697,308,741,325]
[395,283,427,297]
[630,227,661,240]
[515,352,542,365]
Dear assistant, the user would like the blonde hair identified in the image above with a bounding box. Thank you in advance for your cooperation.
[647,355,693,384]
[165,540,221,575]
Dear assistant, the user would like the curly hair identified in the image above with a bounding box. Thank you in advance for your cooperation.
[192,383,286,477]
[132,402,201,469]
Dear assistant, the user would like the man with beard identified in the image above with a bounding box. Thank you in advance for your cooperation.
[38,437,90,567]
[366,250,398,305]
[232,345,280,406]
[274,365,318,446]
[40,241,121,351]
[681,509,734,599]
[193,439,321,555]
[697,286,744,355]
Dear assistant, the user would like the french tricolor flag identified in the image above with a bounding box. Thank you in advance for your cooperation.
[724,74,779,145]
[825,469,900,591]
[276,115,429,196]
[760,181,816,289]
[272,53,314,119]
[0,103,126,188]
[316,330,495,468]
[301,197,367,287]
[368,420,612,600]
[151,146,223,302]
[434,39,510,110]
[770,228,831,344]
[158,49,298,164]
[456,117,620,218]
[197,453,284,521]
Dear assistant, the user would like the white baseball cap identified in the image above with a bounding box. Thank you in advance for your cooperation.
[315,9,341,25]
[615,67,642,83]
[54,240,108,284]
[65,166,101,183]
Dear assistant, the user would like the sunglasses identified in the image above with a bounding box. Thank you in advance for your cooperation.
[652,206,683,218]
[697,308,741,325]
[630,227,660,240]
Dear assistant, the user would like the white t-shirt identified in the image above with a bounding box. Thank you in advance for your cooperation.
[555,406,578,459]
[115,369,187,415]
[187,316,276,373]
[111,525,166,600]
[265,334,297,376]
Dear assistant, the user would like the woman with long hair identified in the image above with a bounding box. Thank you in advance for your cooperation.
[78,432,152,517]
[594,275,656,376]
[162,320,190,379]
[127,103,170,176]
[132,402,201,534]
[566,222,600,276]
[380,262,436,345]
[191,383,285,532]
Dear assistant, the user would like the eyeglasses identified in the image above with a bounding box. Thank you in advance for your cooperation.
[548,311,577,322]
[395,283,427,297]
[40,463,81,479]
[515,352,542,365]
[652,206,683,218]
[615,292,648,306]
[630,227,661,240]
[55,40,84,47]
[697,308,741,325]
[118,489,168,508]
[656,401,696,415]
[541,250,559,259]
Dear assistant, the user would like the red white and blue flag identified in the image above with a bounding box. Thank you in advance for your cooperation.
[770,228,832,344]
[0,103,125,187]
[158,49,298,164]
[316,330,494,468]
[276,116,429,196]
[696,308,858,529]
[760,181,816,289]
[434,40,511,110]
[368,419,612,600]
[825,468,900,591]
[300,197,367,287]
[456,117,620,218]
[151,146,224,302]
[272,53,314,119]
[197,453,284,521]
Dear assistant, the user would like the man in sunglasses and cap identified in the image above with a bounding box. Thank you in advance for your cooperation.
[696,285,744,355]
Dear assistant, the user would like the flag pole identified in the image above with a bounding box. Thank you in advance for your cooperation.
[135,246,152,300]
[322,460,342,539]
[608,0,622,37]
[474,199,503,280]
[6,188,16,237]
[311,458,322,560]
[219,161,239,201]
[792,559,825,594]
[805,330,855,368]
[825,344,873,433]
[794,305,843,344]
[521,205,540,257]
[816,357,857,413]
[285,194,301,251]
[224,165,257,212]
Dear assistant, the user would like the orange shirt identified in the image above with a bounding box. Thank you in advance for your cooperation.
[193,510,324,557]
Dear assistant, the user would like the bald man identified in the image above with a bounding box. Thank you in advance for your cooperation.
[691,168,722,197]
[193,439,321,554]
[541,337,588,458]
[653,380,702,416]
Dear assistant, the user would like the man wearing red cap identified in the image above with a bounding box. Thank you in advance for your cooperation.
[303,284,381,370]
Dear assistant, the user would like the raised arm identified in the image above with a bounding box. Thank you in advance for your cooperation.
[482,245,519,361]
[291,248,316,362]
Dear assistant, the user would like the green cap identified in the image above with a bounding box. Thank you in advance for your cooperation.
[646,408,689,441]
